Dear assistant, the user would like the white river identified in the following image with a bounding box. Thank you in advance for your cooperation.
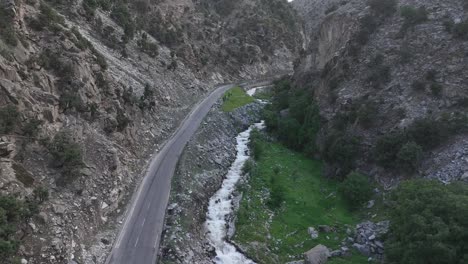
[205,121,265,264]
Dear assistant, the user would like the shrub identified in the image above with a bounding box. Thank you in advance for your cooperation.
[48,132,83,169]
[0,195,37,260]
[339,172,373,209]
[374,132,407,167]
[324,131,360,176]
[400,6,428,26]
[110,2,135,40]
[22,119,42,138]
[411,80,426,91]
[0,105,19,134]
[95,51,107,70]
[367,65,391,88]
[250,129,263,161]
[357,101,378,128]
[267,174,285,210]
[368,0,397,17]
[0,6,18,46]
[356,15,378,45]
[425,69,438,82]
[453,20,468,40]
[82,0,98,17]
[70,27,93,51]
[59,90,85,113]
[407,118,448,150]
[386,180,468,264]
[33,186,49,203]
[137,33,159,58]
[396,141,423,171]
[242,159,254,175]
[430,83,443,97]
[39,2,65,29]
[116,110,130,131]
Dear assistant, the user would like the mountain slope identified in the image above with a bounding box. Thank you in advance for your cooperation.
[291,0,468,184]
[0,0,302,263]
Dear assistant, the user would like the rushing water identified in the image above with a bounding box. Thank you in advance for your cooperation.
[205,122,265,264]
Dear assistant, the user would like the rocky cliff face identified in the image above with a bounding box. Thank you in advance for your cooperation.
[0,0,302,263]
[292,0,468,185]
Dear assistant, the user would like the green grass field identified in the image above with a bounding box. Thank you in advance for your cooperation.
[221,86,254,112]
[233,139,369,263]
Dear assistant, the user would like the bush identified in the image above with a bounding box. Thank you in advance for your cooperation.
[339,172,373,209]
[33,186,49,203]
[116,110,130,131]
[22,119,42,138]
[386,180,468,264]
[407,118,448,150]
[0,194,40,260]
[374,132,407,168]
[430,83,443,97]
[368,0,397,17]
[396,141,423,171]
[110,3,135,40]
[242,159,254,175]
[0,105,19,134]
[400,6,428,26]
[324,131,360,176]
[250,129,263,160]
[137,33,159,58]
[425,69,438,82]
[453,20,468,40]
[38,2,65,29]
[267,174,285,210]
[0,6,18,46]
[48,132,83,169]
[367,65,391,89]
[82,0,98,17]
[411,80,426,91]
[356,14,378,45]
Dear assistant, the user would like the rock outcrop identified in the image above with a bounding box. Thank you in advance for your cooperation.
[292,0,468,184]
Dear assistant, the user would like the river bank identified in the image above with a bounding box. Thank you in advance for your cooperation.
[159,87,264,263]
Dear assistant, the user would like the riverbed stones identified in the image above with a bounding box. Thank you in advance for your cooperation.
[304,244,329,264]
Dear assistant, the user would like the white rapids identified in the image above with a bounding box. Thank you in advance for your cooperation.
[205,121,265,264]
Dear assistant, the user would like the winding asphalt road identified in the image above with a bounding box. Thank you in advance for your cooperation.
[105,83,240,264]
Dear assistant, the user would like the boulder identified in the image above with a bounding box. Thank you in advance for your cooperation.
[308,227,319,239]
[318,225,333,233]
[353,243,371,256]
[304,244,329,264]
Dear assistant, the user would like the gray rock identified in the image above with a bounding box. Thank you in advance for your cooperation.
[353,243,371,256]
[304,244,329,264]
[318,225,333,233]
[329,250,342,257]
[461,171,468,180]
[308,227,319,239]
[53,204,66,215]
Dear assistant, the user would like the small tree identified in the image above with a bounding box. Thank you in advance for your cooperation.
[339,172,373,209]
[33,186,49,203]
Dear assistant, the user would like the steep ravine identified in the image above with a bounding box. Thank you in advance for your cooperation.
[159,91,264,263]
